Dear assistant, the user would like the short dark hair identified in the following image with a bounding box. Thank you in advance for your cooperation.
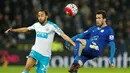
[96,10,106,19]
[44,10,48,16]
[39,10,48,16]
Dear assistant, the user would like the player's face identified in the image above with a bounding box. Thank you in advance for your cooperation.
[96,14,104,27]
[38,11,47,24]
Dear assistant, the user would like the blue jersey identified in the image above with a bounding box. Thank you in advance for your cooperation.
[82,26,115,54]
[70,25,115,64]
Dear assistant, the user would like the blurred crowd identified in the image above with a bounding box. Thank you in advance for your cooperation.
[0,0,130,55]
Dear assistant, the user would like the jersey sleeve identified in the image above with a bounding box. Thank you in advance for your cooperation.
[108,27,115,64]
[82,26,97,37]
[27,23,36,30]
[71,26,97,41]
[108,28,115,42]
[51,23,63,35]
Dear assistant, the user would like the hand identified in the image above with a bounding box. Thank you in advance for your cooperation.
[65,42,69,49]
[108,60,114,68]
[109,64,114,68]
[5,28,13,34]
[65,41,72,49]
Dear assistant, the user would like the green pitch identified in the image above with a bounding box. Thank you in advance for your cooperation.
[0,66,130,73]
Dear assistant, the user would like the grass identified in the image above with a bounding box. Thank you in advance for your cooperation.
[0,66,130,73]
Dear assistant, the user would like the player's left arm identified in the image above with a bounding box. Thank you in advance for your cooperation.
[60,33,75,47]
[109,41,115,67]
[51,23,75,47]
[108,28,116,67]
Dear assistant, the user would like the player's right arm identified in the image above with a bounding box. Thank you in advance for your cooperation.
[109,41,115,68]
[5,23,36,33]
[108,27,116,68]
[5,27,29,33]
[65,26,97,48]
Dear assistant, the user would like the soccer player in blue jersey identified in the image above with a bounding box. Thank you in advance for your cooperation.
[66,10,115,73]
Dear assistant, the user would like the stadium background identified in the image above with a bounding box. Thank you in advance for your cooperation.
[0,0,130,73]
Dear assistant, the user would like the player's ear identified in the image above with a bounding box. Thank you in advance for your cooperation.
[46,16,48,19]
[104,18,106,22]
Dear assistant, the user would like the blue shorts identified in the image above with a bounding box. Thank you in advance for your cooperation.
[78,40,100,64]
[28,50,50,73]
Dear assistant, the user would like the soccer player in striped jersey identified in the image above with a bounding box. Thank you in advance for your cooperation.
[5,10,75,73]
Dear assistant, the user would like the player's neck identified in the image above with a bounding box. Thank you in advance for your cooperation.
[101,23,107,28]
[43,20,47,25]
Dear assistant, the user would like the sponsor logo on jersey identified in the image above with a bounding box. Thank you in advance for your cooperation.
[90,35,99,41]
[36,31,48,39]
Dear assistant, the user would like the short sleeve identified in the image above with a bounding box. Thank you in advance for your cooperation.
[83,26,97,37]
[51,23,63,35]
[27,23,35,30]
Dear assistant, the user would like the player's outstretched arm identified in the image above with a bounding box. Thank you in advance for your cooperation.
[65,33,84,49]
[5,27,29,33]
[71,33,84,41]
[60,33,75,47]
[70,26,96,42]
[109,41,116,68]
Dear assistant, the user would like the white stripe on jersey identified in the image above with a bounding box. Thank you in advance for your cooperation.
[27,21,63,57]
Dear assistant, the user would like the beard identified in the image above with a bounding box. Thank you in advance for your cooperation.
[39,19,46,24]
[96,21,104,27]
[39,20,44,24]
